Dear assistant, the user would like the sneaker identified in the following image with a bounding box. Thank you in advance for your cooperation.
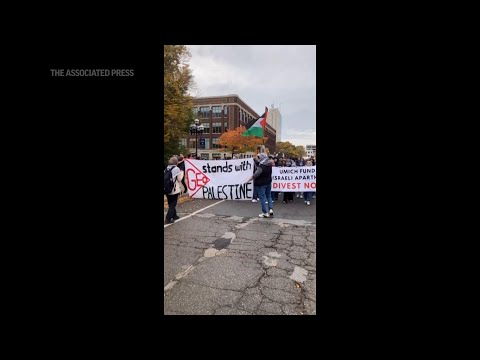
[283,200,287,204]
[307,201,311,205]
[259,213,270,218]
[257,198,260,201]
[313,195,315,199]
[252,199,257,203]
[300,195,303,199]
[174,215,180,220]
[269,209,274,216]
[265,201,268,204]
[296,194,300,198]
[305,201,307,204]
[164,218,175,224]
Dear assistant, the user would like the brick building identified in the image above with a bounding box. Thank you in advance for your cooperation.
[182,94,276,160]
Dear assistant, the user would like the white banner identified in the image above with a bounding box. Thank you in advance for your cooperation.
[185,158,255,200]
[272,166,316,192]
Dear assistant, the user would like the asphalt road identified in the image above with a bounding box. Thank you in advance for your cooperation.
[164,195,316,315]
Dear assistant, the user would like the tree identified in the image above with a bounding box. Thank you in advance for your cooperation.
[295,145,306,158]
[275,141,306,158]
[275,141,296,157]
[218,126,263,154]
[164,45,196,163]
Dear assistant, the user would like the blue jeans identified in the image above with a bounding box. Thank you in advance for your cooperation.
[257,183,273,214]
[304,192,314,202]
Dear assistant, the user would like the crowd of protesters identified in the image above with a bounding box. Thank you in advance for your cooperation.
[245,146,316,217]
[164,150,316,222]
[250,154,316,204]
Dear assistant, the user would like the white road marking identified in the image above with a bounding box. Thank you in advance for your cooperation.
[164,281,177,291]
[164,246,227,293]
[164,200,225,228]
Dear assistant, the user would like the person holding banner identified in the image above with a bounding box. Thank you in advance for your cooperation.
[177,154,188,195]
[245,153,274,218]
[164,157,185,224]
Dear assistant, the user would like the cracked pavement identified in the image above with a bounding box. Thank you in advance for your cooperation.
[164,197,316,315]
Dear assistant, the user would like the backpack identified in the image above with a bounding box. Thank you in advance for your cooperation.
[164,167,175,194]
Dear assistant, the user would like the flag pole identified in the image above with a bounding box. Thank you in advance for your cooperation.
[263,106,267,146]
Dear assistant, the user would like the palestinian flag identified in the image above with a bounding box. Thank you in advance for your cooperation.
[242,107,268,137]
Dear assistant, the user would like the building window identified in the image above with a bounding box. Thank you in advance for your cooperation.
[212,122,222,134]
[241,110,244,122]
[204,138,210,150]
[189,139,196,148]
[212,153,221,160]
[224,105,228,115]
[192,107,198,116]
[201,122,210,134]
[212,106,222,118]
[212,137,220,149]
[201,153,209,160]
[179,138,187,147]
[200,106,210,118]
[224,122,228,132]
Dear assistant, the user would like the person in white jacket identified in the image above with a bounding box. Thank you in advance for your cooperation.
[165,156,185,224]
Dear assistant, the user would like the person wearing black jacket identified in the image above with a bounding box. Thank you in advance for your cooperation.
[245,153,274,218]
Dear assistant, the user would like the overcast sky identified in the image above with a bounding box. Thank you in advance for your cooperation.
[186,45,316,147]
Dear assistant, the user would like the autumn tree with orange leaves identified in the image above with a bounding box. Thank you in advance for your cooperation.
[218,126,263,154]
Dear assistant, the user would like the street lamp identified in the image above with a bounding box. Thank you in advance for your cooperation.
[189,119,204,158]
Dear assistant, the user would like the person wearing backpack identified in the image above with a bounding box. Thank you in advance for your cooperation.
[164,156,185,224]
[177,154,188,194]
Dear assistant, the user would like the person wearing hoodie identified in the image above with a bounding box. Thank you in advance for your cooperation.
[245,153,274,218]
[165,156,185,224]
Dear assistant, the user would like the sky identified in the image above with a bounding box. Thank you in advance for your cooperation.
[186,45,316,147]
